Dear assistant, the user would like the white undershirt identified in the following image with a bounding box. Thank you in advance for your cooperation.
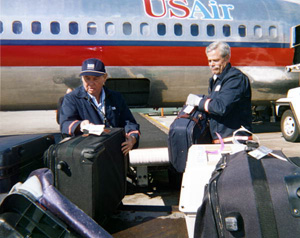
[88,89,105,120]
[213,74,219,81]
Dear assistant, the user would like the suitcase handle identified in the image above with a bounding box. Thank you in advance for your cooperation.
[82,146,105,161]
[17,146,25,156]
[56,161,71,176]
[57,161,68,170]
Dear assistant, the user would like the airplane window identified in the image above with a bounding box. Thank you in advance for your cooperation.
[51,22,60,35]
[0,21,3,34]
[87,22,97,35]
[207,24,215,37]
[223,25,231,37]
[254,25,262,38]
[174,24,182,36]
[69,22,78,35]
[191,24,199,36]
[13,21,22,34]
[157,23,166,36]
[238,25,246,37]
[269,26,277,38]
[123,22,132,36]
[140,23,150,36]
[32,21,41,34]
[291,25,300,47]
[105,22,115,36]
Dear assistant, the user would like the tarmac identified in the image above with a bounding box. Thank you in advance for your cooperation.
[0,109,299,237]
[1,110,299,158]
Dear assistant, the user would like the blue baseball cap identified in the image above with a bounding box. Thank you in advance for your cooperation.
[80,58,106,77]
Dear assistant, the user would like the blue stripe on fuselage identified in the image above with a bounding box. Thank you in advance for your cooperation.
[0,39,290,48]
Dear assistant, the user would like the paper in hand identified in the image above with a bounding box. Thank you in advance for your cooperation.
[81,124,105,136]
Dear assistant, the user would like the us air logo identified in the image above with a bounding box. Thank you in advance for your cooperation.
[143,0,234,20]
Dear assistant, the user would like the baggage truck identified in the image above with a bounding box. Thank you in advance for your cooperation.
[276,64,300,142]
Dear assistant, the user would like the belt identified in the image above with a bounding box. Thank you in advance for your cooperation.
[213,136,253,144]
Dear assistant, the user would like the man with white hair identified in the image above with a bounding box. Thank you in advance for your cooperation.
[186,41,252,143]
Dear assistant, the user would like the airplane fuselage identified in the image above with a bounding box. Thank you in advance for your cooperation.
[0,0,299,110]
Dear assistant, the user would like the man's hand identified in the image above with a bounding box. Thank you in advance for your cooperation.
[121,135,137,156]
[78,120,95,134]
[80,120,93,129]
[186,94,202,107]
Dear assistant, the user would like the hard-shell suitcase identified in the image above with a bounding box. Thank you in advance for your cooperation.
[168,105,210,173]
[0,192,79,238]
[0,168,112,238]
[194,149,300,238]
[44,128,127,224]
[0,134,55,193]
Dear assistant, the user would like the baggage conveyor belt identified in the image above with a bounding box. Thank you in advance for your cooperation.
[102,112,189,237]
[128,113,171,187]
[132,112,169,148]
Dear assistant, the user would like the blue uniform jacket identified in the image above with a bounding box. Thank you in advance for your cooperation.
[198,63,252,140]
[59,86,140,146]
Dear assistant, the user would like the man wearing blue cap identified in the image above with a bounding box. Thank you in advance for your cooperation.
[60,58,140,155]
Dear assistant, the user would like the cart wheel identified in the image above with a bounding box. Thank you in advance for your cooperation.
[281,109,300,142]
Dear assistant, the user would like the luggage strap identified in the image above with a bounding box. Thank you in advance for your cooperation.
[208,154,228,238]
[212,136,253,144]
[247,155,279,238]
[176,114,199,124]
[66,135,87,158]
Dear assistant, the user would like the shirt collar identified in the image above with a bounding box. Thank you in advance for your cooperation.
[211,63,232,82]
[88,88,105,107]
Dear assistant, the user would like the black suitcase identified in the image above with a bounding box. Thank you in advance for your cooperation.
[168,105,210,173]
[194,150,300,238]
[44,128,127,224]
[0,134,55,193]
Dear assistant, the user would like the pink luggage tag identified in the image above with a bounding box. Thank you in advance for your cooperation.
[206,132,225,154]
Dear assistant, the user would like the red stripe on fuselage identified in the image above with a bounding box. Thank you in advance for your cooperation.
[0,45,293,67]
